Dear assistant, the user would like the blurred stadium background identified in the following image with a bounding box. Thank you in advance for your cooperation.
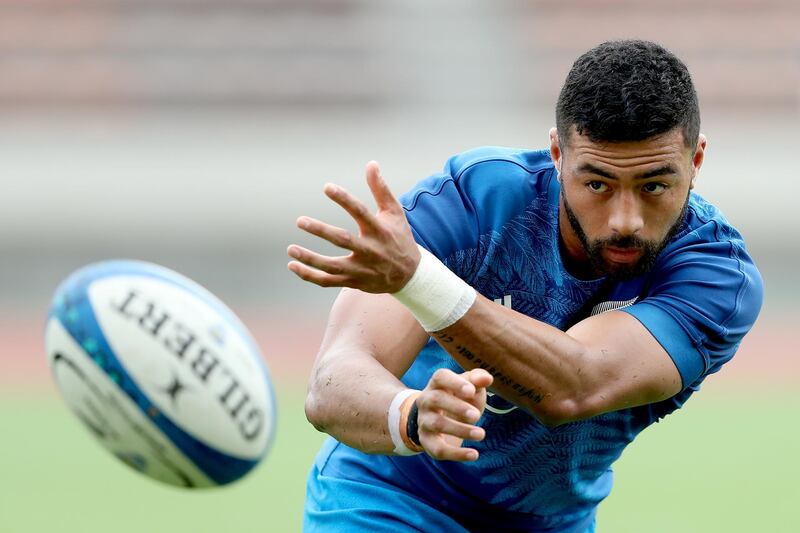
[1,1,797,531]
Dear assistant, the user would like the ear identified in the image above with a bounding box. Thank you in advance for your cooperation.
[549,127,562,178]
[690,133,707,190]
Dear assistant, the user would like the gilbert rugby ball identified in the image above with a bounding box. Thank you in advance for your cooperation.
[44,260,276,488]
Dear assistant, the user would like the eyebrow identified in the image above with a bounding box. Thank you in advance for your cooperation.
[577,162,678,180]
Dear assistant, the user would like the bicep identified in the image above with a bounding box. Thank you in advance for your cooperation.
[566,310,682,415]
[315,288,429,378]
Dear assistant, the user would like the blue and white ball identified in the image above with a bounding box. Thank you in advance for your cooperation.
[45,260,276,488]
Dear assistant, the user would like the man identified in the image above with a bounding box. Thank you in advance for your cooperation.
[287,40,763,532]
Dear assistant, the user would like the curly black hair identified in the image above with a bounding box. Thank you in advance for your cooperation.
[556,40,700,149]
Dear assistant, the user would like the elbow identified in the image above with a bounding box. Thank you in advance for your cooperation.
[532,377,601,427]
[532,399,584,428]
[304,387,327,433]
[305,355,339,433]
[533,347,605,427]
[533,388,617,427]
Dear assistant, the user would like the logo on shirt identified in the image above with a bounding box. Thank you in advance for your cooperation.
[589,297,638,316]
[486,294,519,415]
[493,294,512,308]
[485,391,518,414]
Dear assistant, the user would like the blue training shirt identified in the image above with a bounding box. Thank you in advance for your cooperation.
[319,146,763,532]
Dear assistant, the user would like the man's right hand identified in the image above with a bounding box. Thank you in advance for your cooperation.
[416,368,493,461]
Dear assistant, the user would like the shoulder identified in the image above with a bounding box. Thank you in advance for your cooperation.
[446,146,556,178]
[666,193,763,326]
[683,193,745,243]
[401,146,556,215]
[627,193,764,386]
[398,146,557,269]
[661,193,760,283]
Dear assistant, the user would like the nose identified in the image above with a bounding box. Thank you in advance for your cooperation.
[608,191,644,237]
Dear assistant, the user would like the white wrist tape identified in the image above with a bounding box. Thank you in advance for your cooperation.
[388,388,422,456]
[392,245,477,332]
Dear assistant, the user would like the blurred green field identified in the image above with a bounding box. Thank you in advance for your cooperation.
[1,383,798,533]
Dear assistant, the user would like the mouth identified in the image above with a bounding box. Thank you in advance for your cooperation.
[603,246,643,264]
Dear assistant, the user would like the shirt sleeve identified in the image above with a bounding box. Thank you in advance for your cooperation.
[400,170,480,270]
[621,235,764,388]
[399,147,549,283]
[398,150,486,282]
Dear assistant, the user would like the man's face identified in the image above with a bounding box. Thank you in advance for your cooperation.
[550,127,706,280]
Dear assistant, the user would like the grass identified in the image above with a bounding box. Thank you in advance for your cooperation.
[0,385,325,533]
[599,385,800,532]
[1,383,797,532]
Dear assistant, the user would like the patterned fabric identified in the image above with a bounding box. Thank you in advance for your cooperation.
[306,146,763,532]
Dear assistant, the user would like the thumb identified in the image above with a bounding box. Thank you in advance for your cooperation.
[365,161,401,212]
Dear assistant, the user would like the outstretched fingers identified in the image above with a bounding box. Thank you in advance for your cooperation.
[365,161,402,214]
[286,260,352,288]
[287,244,376,288]
[296,216,362,252]
[290,161,419,293]
[287,245,347,275]
[323,183,382,234]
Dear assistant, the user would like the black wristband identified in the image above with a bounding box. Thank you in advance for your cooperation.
[406,399,421,447]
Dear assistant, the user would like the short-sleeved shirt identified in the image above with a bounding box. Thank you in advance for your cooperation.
[318,146,763,532]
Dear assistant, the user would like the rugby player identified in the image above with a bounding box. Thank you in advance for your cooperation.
[288,40,763,532]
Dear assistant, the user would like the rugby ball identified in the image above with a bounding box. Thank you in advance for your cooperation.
[44,260,276,488]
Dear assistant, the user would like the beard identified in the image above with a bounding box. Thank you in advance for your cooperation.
[561,189,689,281]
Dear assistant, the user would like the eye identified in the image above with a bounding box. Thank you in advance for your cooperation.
[642,182,668,195]
[587,181,608,193]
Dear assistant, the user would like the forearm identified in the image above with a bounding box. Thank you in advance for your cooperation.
[433,296,591,425]
[391,247,592,424]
